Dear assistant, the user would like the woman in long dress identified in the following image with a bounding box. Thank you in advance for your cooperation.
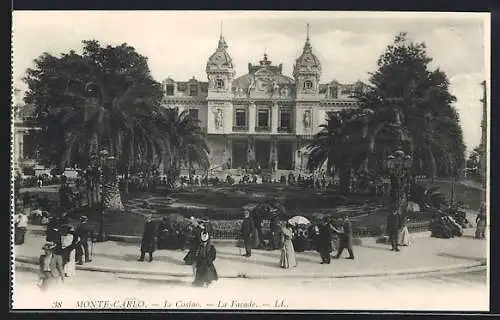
[475,203,487,239]
[192,231,218,287]
[279,222,297,269]
[398,216,410,246]
[184,218,202,264]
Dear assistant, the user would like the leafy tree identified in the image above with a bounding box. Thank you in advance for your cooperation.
[23,40,164,210]
[354,32,466,178]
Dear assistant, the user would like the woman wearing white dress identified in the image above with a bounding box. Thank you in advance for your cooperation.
[60,225,77,277]
[398,216,410,246]
[279,222,297,269]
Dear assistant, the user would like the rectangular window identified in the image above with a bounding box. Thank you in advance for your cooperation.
[189,85,198,96]
[257,109,269,128]
[235,108,247,127]
[329,87,338,99]
[166,84,174,96]
[341,86,353,95]
[279,110,291,129]
[188,109,199,121]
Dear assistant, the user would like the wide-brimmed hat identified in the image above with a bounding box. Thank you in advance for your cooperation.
[200,231,209,242]
[80,215,88,221]
[42,242,56,250]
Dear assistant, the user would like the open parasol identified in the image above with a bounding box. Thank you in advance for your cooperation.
[288,215,311,226]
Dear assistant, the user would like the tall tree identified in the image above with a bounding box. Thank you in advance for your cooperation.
[160,107,210,190]
[354,32,466,178]
[23,40,164,210]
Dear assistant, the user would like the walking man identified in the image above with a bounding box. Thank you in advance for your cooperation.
[75,216,94,265]
[241,209,254,257]
[318,217,333,264]
[387,207,402,252]
[138,214,157,262]
[334,216,354,259]
[269,208,280,250]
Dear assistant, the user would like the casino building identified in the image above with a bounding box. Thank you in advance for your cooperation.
[161,27,366,174]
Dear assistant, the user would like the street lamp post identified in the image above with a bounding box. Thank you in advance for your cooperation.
[385,149,413,205]
[98,149,109,242]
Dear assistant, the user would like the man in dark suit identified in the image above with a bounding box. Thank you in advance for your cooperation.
[334,216,354,259]
[241,210,254,257]
[387,208,402,252]
[75,215,94,265]
[269,208,280,250]
[139,214,157,262]
[318,218,333,264]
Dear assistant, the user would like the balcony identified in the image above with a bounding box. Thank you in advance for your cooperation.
[232,126,248,132]
[278,127,293,133]
[255,126,271,132]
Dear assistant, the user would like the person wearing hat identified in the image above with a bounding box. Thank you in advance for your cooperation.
[60,225,78,277]
[14,209,29,245]
[318,217,333,264]
[386,205,403,252]
[269,208,280,250]
[201,216,213,235]
[279,221,297,268]
[38,242,65,291]
[475,202,487,239]
[138,214,157,262]
[184,217,203,264]
[75,215,94,265]
[192,231,218,287]
[241,209,255,257]
[334,216,354,260]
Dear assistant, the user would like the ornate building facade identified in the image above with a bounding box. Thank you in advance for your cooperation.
[12,88,40,175]
[162,29,365,174]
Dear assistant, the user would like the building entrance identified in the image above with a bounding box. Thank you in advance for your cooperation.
[277,142,293,170]
[232,140,248,169]
[255,140,271,169]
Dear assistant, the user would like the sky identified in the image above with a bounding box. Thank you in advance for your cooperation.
[11,11,490,154]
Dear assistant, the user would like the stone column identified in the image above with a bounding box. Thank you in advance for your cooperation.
[248,102,256,133]
[271,103,279,133]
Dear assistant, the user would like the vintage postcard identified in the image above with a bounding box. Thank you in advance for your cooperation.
[11,11,490,311]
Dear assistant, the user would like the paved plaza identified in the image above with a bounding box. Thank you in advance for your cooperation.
[15,225,486,279]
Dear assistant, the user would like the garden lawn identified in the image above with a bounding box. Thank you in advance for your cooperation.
[26,180,484,237]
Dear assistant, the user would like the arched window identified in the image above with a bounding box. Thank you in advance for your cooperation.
[216,79,225,89]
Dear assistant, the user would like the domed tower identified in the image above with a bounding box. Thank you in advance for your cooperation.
[206,33,236,100]
[293,24,322,100]
[206,31,235,135]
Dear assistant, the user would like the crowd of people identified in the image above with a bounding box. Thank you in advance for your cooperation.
[37,215,95,290]
[19,193,487,291]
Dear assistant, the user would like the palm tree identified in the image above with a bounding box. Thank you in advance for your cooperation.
[56,81,164,211]
[306,110,369,192]
[160,107,210,191]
